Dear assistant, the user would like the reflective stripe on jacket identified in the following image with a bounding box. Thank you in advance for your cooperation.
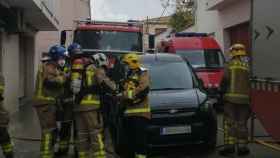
[33,64,55,105]
[123,67,151,119]
[223,59,250,104]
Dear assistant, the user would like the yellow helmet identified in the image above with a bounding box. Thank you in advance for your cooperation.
[122,53,141,70]
[229,43,247,57]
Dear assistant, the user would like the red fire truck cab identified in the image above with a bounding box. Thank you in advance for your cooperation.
[159,32,225,105]
[62,20,144,82]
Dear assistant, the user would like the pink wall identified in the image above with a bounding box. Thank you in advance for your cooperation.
[35,0,90,60]
[35,0,90,84]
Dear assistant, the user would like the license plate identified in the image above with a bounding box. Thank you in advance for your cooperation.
[161,126,192,135]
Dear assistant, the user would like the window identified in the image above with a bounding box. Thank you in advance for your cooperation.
[176,49,224,69]
[144,61,194,90]
[74,30,143,52]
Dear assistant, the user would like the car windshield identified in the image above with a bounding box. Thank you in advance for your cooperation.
[144,61,194,90]
[176,49,224,69]
[74,30,143,52]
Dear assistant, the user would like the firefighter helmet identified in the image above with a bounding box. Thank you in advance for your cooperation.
[229,44,247,57]
[122,53,141,70]
[92,53,109,68]
[49,45,66,60]
[68,43,83,57]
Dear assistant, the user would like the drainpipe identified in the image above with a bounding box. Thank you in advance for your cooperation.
[89,0,92,19]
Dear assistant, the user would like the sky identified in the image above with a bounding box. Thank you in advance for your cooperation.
[91,0,176,22]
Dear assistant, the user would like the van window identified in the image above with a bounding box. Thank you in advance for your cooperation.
[176,49,224,69]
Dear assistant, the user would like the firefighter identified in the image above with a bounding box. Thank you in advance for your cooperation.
[55,49,73,156]
[92,53,117,157]
[68,44,116,158]
[33,45,68,158]
[219,44,251,156]
[121,53,150,158]
[0,75,13,158]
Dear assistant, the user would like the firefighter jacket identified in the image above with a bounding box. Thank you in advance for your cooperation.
[0,75,4,101]
[122,67,151,119]
[33,61,67,106]
[221,58,250,105]
[71,58,116,112]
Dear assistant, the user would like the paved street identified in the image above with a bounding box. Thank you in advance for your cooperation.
[1,104,280,158]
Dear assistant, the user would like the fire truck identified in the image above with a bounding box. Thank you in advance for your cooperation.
[251,0,280,141]
[61,20,144,82]
[60,20,148,155]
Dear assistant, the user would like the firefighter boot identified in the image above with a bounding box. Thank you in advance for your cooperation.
[0,127,13,158]
[78,151,89,158]
[55,122,72,156]
[237,146,250,156]
[40,130,56,158]
[219,145,235,156]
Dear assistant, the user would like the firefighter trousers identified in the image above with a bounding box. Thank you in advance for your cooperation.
[34,104,57,158]
[75,110,107,158]
[223,102,251,146]
[0,102,13,157]
[124,116,149,158]
[56,102,73,153]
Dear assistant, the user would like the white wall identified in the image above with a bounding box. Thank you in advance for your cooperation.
[183,26,197,32]
[2,33,20,113]
[183,0,250,52]
[183,0,224,50]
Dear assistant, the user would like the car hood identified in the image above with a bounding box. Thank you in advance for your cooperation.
[149,89,207,110]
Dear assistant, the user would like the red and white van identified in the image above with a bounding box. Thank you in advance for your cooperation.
[158,32,225,105]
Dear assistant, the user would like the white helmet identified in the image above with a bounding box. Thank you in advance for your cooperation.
[92,53,109,68]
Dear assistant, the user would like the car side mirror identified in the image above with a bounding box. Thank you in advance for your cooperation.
[60,30,67,46]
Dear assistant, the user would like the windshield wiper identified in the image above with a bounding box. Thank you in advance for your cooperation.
[151,88,187,91]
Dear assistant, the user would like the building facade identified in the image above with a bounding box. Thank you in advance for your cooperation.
[142,16,170,51]
[35,0,91,79]
[183,0,251,57]
[0,0,91,113]
[0,0,60,113]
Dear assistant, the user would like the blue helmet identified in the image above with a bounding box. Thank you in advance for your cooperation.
[49,45,66,60]
[67,43,83,57]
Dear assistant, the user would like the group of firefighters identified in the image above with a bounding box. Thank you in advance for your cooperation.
[0,43,151,158]
[0,42,251,158]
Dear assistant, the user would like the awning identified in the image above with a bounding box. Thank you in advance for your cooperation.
[206,0,237,10]
[6,0,59,31]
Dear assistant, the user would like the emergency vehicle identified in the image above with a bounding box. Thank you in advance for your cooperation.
[61,20,144,82]
[158,33,225,106]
